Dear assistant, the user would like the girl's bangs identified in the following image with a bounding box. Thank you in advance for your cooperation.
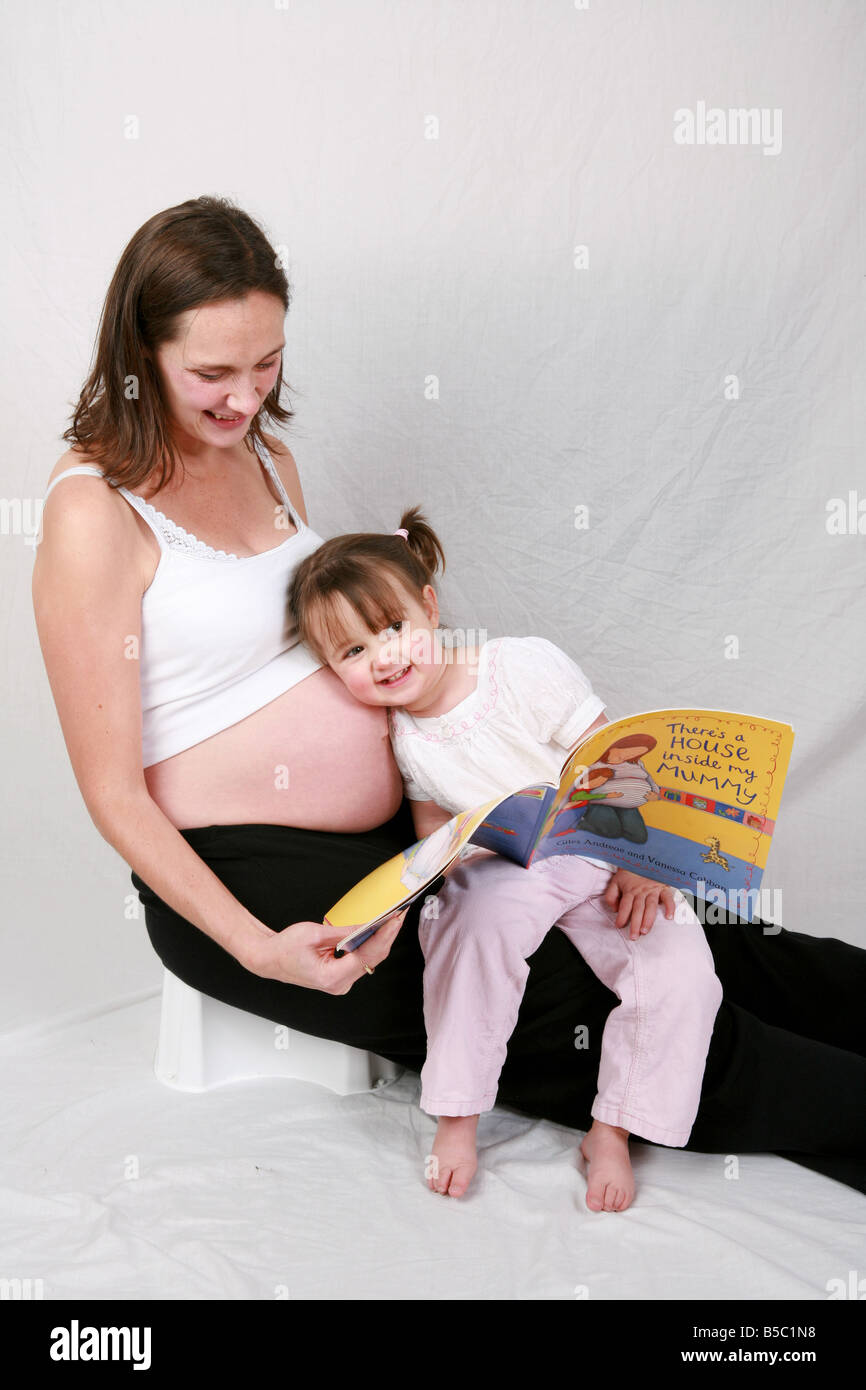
[310,567,410,653]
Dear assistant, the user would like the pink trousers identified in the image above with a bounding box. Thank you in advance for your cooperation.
[417,852,723,1147]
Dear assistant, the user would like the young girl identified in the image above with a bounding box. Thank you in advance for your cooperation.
[287,510,723,1212]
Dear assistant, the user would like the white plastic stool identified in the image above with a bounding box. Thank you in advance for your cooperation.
[154,968,401,1094]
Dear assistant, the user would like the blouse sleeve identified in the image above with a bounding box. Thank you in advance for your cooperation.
[389,729,438,803]
[498,637,606,752]
[639,759,661,794]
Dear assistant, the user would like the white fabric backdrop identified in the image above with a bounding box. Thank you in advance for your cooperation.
[3,0,865,1033]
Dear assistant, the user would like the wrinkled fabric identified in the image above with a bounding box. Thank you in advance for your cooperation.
[0,999,862,1301]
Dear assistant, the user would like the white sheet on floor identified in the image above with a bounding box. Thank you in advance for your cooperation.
[1,997,862,1302]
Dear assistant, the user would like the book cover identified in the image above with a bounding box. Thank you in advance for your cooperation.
[327,708,794,948]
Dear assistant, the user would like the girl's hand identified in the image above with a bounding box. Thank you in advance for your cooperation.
[602,870,675,941]
[243,907,408,992]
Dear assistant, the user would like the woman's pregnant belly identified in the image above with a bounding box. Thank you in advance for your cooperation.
[143,666,404,832]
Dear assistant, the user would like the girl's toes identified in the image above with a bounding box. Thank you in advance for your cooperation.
[447,1162,476,1198]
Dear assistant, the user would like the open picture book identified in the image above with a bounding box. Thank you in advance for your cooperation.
[326,708,794,953]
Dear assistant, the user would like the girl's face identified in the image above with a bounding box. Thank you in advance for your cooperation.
[153,291,285,453]
[309,581,449,713]
[586,770,609,788]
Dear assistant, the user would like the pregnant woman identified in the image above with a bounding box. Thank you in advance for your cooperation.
[32,196,866,1196]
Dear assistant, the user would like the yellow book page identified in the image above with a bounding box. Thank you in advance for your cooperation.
[325,800,499,931]
[545,709,793,872]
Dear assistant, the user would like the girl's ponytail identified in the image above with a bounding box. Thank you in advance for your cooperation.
[288,505,447,657]
[398,505,446,583]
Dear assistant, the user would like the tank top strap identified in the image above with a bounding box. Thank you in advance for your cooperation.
[251,436,303,530]
[41,464,170,552]
[42,465,105,503]
[43,441,301,554]
[111,485,175,550]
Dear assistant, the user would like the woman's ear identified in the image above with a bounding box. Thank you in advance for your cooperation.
[421,584,440,627]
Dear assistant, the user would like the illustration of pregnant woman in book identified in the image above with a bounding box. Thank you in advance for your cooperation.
[549,766,619,838]
[578,734,662,844]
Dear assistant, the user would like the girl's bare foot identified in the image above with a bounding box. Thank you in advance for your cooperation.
[579,1121,634,1212]
[428,1115,479,1197]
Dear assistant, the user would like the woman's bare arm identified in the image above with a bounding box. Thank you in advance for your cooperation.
[31,470,397,991]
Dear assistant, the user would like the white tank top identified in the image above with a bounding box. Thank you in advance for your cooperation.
[41,437,324,768]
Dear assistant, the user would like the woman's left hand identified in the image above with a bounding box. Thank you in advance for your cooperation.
[603,869,676,940]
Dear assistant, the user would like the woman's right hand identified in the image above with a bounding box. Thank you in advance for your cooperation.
[242,907,408,992]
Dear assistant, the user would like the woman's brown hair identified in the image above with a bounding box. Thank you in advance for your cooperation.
[62,195,296,492]
[288,507,446,658]
[598,733,658,762]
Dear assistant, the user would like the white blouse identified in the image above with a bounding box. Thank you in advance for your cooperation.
[388,636,606,815]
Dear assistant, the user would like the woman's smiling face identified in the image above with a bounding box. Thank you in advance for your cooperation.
[153,291,286,450]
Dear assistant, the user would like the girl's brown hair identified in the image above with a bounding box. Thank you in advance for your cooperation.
[584,767,614,785]
[288,506,445,658]
[62,195,296,492]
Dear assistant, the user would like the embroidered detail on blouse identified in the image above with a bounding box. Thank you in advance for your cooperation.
[390,640,502,743]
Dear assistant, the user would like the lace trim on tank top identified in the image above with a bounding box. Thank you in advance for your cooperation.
[116,441,299,562]
[122,494,242,560]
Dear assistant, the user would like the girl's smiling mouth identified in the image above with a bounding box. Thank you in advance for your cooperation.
[378,666,412,686]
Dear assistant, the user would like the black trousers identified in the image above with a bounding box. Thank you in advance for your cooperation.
[132,809,866,1194]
